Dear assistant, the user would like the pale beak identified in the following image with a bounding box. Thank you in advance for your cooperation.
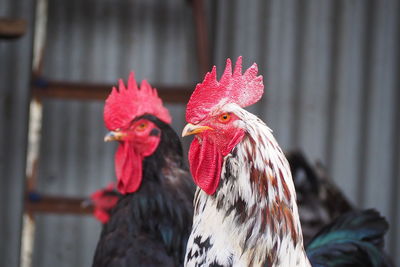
[104,131,125,142]
[182,123,213,137]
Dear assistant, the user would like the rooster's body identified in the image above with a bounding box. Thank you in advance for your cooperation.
[185,105,309,266]
[182,57,390,267]
[287,151,353,243]
[92,74,194,266]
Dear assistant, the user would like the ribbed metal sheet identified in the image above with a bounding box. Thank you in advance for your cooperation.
[30,0,399,266]
[214,0,399,263]
[0,0,35,266]
[32,0,197,266]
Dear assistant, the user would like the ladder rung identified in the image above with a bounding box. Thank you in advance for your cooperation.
[0,18,27,39]
[32,78,194,103]
[25,192,93,215]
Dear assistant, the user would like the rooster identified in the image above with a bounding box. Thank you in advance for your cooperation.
[92,73,194,266]
[286,151,353,243]
[182,57,390,266]
[86,183,121,224]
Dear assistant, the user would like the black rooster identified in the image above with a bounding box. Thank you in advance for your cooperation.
[286,151,353,243]
[92,73,194,266]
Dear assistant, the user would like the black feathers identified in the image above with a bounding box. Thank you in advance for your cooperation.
[306,209,392,267]
[92,115,194,267]
[186,236,212,262]
[287,151,353,243]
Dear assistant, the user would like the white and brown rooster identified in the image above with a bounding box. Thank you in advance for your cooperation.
[182,57,390,267]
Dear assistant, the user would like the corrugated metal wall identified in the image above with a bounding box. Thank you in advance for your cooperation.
[0,0,34,266]
[32,0,197,266]
[2,0,394,266]
[213,0,399,264]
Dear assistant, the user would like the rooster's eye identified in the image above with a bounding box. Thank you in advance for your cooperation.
[218,113,231,123]
[136,122,148,131]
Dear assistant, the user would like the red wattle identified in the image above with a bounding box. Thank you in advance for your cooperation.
[189,137,222,195]
[115,143,143,194]
[94,209,110,224]
[188,129,245,195]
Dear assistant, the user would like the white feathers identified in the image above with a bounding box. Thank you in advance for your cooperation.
[185,104,310,267]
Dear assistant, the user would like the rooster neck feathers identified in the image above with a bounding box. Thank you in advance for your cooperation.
[140,114,184,177]
[185,107,310,266]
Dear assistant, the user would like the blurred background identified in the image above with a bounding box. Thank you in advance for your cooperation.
[0,0,399,266]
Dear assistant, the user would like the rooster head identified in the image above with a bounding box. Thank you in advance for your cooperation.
[104,72,171,194]
[182,57,264,195]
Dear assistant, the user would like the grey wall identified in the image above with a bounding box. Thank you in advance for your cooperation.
[1,0,398,266]
[215,0,399,262]
[32,0,197,266]
[0,0,35,266]
[212,0,399,261]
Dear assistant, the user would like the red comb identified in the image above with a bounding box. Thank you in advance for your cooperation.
[104,72,172,130]
[186,57,264,123]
